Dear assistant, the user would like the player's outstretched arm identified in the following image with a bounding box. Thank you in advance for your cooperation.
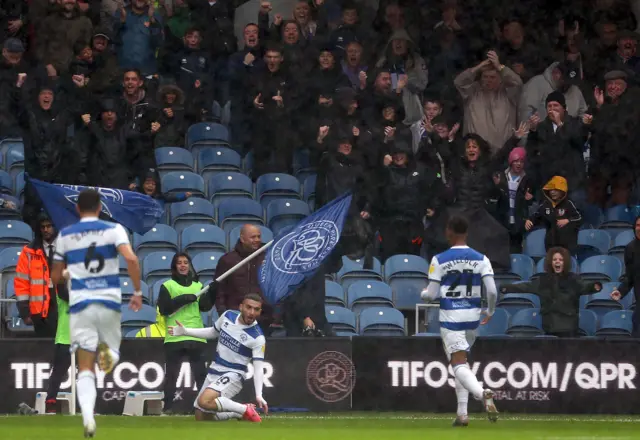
[481,275,498,324]
[421,281,441,302]
[252,348,268,415]
[118,242,143,311]
[51,261,68,286]
[167,320,220,339]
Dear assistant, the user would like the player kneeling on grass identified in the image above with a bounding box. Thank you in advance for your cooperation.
[168,293,267,422]
[421,215,499,427]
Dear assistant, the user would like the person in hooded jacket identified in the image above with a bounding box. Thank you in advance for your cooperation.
[131,168,193,210]
[305,44,351,122]
[157,252,216,414]
[82,98,161,189]
[375,139,432,260]
[525,175,582,255]
[315,128,374,271]
[501,246,601,337]
[611,215,640,337]
[154,84,187,148]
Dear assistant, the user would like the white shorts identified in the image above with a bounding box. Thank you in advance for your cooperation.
[69,303,121,354]
[441,328,476,361]
[194,371,244,413]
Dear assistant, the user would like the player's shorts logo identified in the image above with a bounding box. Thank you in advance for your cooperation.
[271,220,339,274]
[306,351,356,403]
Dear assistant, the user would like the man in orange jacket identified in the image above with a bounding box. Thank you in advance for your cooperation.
[15,213,65,337]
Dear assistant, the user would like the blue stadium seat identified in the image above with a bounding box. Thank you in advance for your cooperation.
[120,277,150,304]
[612,229,635,249]
[477,308,510,337]
[506,308,543,337]
[197,147,242,183]
[5,143,23,178]
[187,122,230,150]
[256,173,302,208]
[325,280,345,307]
[6,300,33,333]
[579,255,623,282]
[0,195,21,221]
[14,171,24,200]
[132,224,178,261]
[3,273,15,297]
[155,147,194,173]
[523,229,547,260]
[228,225,273,250]
[336,256,383,291]
[497,293,541,315]
[609,230,634,270]
[601,205,634,240]
[383,254,429,311]
[0,220,32,251]
[359,307,405,336]
[266,198,309,234]
[325,305,357,333]
[585,283,625,318]
[496,254,534,284]
[0,170,12,194]
[0,140,21,173]
[0,247,22,275]
[142,252,175,287]
[292,148,316,182]
[208,172,253,207]
[150,278,170,305]
[217,198,264,234]
[243,151,253,176]
[192,251,224,278]
[596,310,633,337]
[580,204,603,229]
[302,174,317,205]
[577,229,611,263]
[121,304,156,328]
[578,229,611,255]
[578,309,598,337]
[181,224,227,256]
[161,172,205,198]
[347,280,394,315]
[422,307,441,334]
[169,198,215,236]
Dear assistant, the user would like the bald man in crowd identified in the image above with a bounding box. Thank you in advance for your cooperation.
[214,224,273,334]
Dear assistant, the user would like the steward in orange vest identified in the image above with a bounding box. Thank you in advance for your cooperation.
[15,213,67,337]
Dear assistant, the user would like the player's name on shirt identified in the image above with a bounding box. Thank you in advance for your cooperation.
[440,259,481,272]
[63,229,108,241]
[219,330,247,355]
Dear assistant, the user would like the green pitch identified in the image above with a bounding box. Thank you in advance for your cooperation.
[2,413,639,440]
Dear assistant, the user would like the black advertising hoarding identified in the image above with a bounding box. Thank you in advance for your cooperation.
[0,338,354,414]
[352,337,640,414]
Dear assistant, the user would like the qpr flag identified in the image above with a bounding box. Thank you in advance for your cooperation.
[28,176,164,235]
[259,192,353,304]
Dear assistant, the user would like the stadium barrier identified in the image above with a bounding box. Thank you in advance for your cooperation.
[1,338,639,415]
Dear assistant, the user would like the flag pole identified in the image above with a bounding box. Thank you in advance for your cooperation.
[169,240,274,316]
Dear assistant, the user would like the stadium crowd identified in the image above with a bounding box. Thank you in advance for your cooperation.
[3,0,640,343]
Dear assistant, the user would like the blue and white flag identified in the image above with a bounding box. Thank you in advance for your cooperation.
[29,176,164,234]
[259,192,352,304]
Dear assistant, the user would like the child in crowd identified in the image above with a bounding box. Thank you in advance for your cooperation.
[525,175,582,254]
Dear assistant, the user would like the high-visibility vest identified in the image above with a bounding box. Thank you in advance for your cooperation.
[136,308,166,338]
[14,245,52,318]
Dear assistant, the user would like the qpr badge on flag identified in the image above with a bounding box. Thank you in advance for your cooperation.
[259,192,353,304]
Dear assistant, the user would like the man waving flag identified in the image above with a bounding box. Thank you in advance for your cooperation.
[259,192,352,304]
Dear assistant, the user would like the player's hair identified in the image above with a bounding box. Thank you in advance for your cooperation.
[544,247,571,274]
[77,189,102,213]
[446,215,469,235]
[243,293,263,304]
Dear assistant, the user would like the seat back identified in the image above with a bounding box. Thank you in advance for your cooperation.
[359,307,405,336]
[181,224,227,254]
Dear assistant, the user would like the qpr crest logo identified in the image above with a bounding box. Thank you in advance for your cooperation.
[60,186,124,218]
[270,220,339,274]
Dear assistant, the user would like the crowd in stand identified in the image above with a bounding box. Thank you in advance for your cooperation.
[2,0,640,275]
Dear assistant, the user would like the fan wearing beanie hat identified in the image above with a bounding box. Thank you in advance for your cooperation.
[545,91,567,128]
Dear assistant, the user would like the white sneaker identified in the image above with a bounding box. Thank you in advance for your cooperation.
[483,389,499,422]
[84,420,96,438]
